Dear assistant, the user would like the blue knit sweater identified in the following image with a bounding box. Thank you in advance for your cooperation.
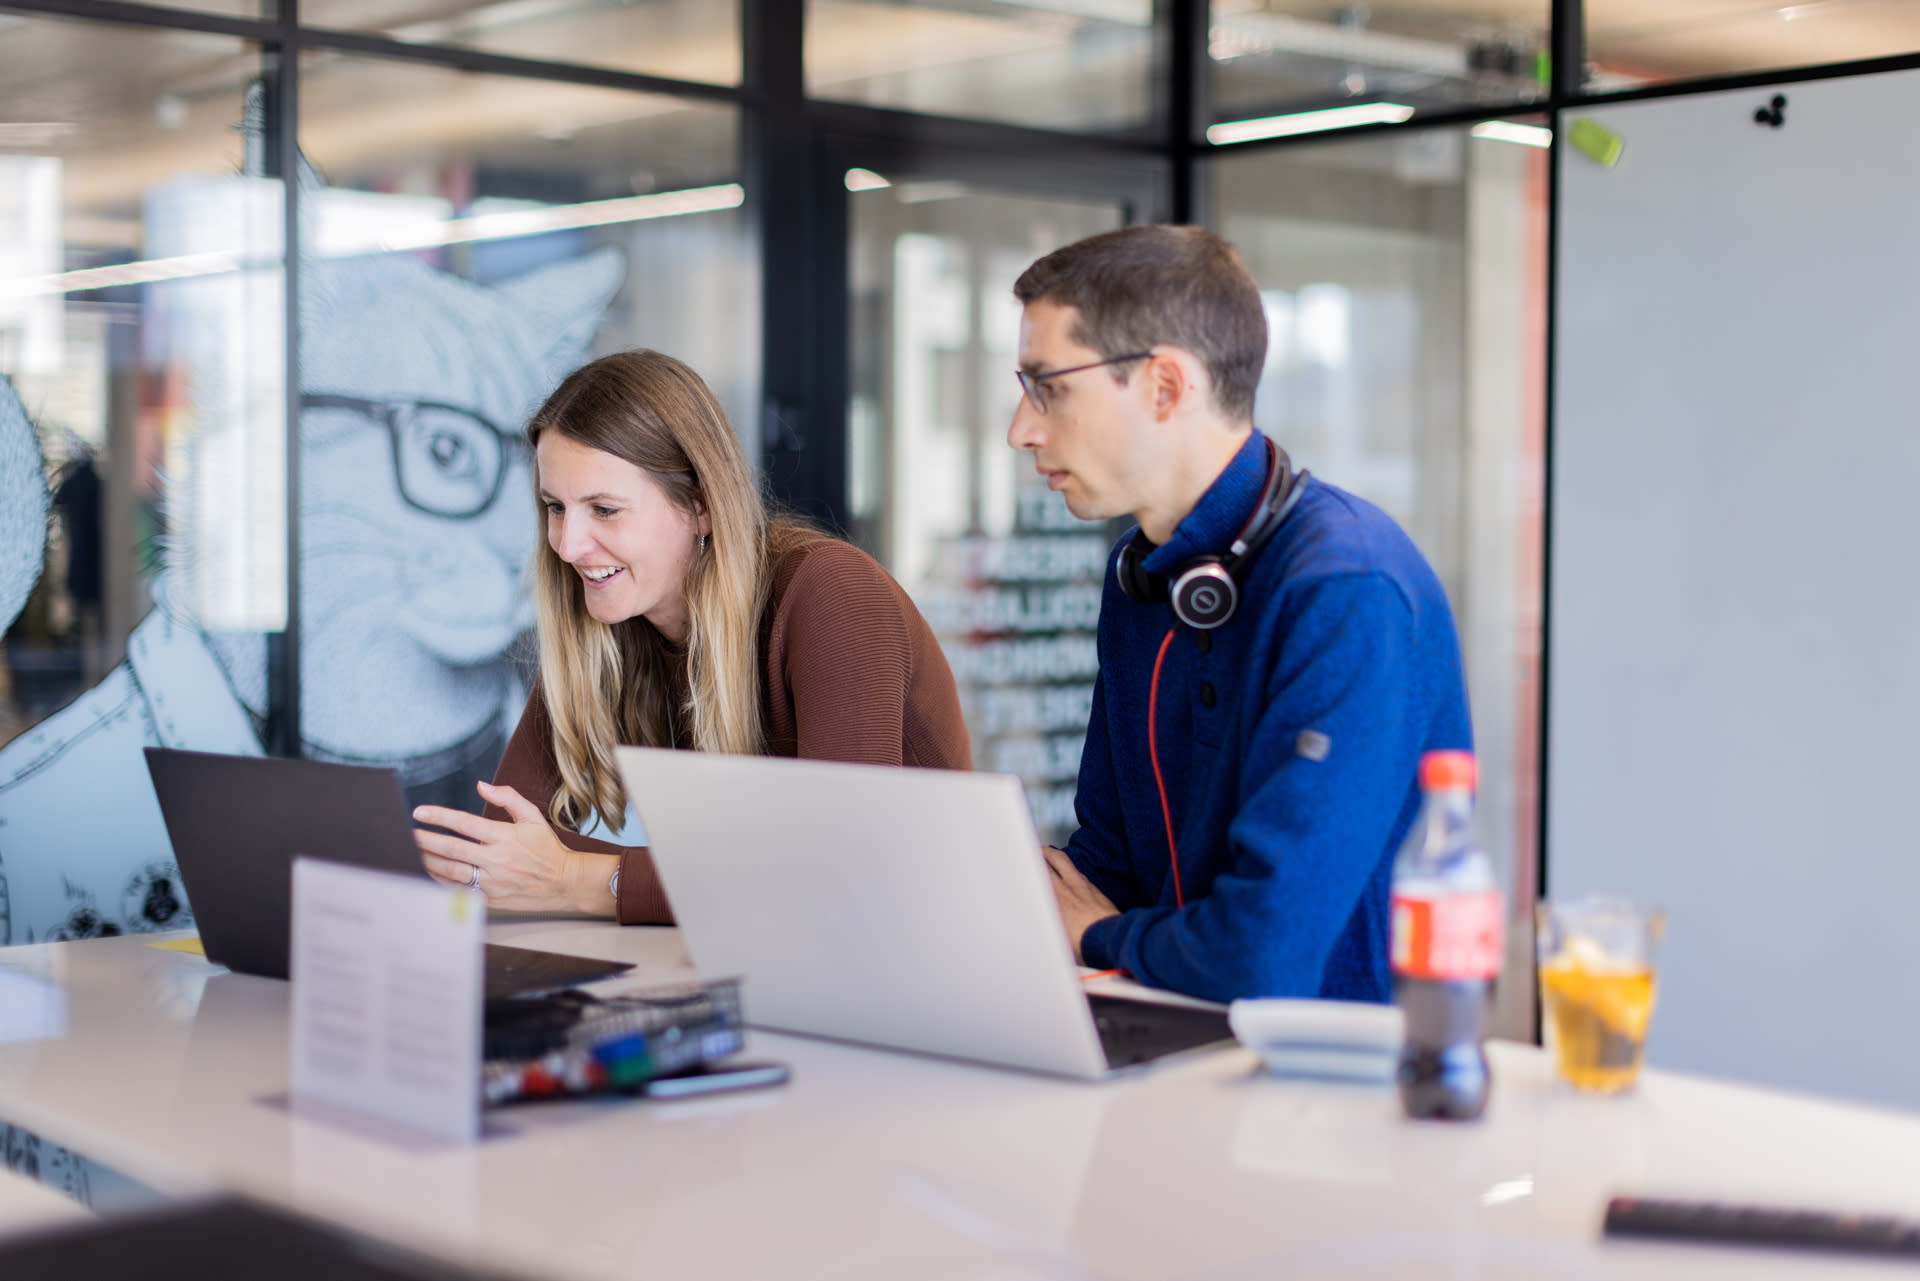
[1069,432,1472,1004]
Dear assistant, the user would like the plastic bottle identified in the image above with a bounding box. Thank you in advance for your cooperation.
[1391,749,1503,1120]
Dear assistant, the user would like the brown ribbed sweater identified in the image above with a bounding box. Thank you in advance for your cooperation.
[489,534,971,924]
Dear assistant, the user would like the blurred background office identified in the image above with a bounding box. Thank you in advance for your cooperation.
[1,0,1917,1092]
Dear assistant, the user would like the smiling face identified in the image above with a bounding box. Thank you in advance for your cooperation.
[537,432,709,642]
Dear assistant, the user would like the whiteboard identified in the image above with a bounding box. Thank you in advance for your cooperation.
[1549,67,1920,1110]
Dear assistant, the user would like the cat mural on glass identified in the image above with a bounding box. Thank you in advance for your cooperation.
[210,250,622,809]
[0,247,622,944]
[0,377,48,946]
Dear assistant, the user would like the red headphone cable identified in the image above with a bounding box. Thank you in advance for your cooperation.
[1146,627,1185,908]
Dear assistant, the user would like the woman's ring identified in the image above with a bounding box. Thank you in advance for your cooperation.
[467,862,482,890]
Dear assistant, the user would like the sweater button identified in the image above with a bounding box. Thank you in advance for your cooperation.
[1199,682,1217,708]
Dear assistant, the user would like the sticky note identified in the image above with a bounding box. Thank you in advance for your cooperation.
[1568,118,1624,168]
[149,935,206,955]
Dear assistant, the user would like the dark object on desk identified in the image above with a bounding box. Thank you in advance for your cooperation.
[478,945,631,1001]
[482,988,598,1060]
[641,1059,790,1099]
[483,977,747,1104]
[1087,994,1234,1070]
[0,1196,535,1280]
[1604,1195,1920,1258]
[143,747,634,997]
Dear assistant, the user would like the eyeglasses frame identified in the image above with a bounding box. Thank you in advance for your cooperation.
[300,391,524,519]
[1014,350,1156,414]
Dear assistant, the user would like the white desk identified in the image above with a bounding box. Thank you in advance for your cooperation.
[0,1166,90,1238]
[3,924,1919,1279]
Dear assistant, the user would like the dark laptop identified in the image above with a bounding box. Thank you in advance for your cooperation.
[143,747,633,998]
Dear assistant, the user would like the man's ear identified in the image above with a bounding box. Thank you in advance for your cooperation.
[1144,350,1197,421]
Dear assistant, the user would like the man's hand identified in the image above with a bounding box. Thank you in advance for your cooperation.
[414,781,616,916]
[1042,845,1118,964]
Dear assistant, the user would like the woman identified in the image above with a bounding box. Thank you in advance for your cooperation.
[412,350,969,922]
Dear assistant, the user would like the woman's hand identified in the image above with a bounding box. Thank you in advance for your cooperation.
[414,781,616,916]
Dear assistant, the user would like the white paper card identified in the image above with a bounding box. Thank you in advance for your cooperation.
[290,858,483,1145]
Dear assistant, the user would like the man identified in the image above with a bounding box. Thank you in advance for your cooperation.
[1009,225,1471,1004]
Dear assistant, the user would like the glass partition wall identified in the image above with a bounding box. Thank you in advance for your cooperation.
[846,178,1122,844]
[283,56,749,813]
[0,5,753,946]
[1214,122,1548,1036]
[0,14,280,945]
[1,0,1913,978]
[1210,0,1551,122]
[807,0,1157,132]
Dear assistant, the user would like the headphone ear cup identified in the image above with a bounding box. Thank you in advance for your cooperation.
[1170,561,1238,630]
[1116,535,1167,604]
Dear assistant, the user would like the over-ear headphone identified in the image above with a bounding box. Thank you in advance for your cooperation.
[1116,438,1309,630]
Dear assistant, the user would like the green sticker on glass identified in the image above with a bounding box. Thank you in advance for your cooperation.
[1568,118,1624,168]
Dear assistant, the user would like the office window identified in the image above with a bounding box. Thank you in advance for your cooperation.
[32,0,270,18]
[847,179,1120,844]
[807,0,1156,132]
[0,14,279,944]
[299,0,740,84]
[1586,0,1920,90]
[1212,120,1546,1034]
[291,53,753,813]
[1210,1,1549,128]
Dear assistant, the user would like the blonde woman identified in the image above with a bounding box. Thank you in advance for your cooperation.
[411,350,969,922]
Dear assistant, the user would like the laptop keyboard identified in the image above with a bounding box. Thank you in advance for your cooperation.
[1086,993,1235,1069]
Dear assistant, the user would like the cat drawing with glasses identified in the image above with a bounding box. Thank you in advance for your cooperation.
[0,250,620,944]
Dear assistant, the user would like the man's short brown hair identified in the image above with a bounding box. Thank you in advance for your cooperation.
[1013,225,1267,421]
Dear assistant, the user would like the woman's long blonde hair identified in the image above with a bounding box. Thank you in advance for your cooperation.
[528,349,804,834]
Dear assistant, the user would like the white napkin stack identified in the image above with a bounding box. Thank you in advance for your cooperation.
[1228,998,1403,1084]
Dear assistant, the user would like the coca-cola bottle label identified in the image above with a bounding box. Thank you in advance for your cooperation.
[1392,891,1503,980]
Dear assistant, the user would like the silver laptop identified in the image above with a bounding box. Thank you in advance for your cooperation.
[616,747,1233,1080]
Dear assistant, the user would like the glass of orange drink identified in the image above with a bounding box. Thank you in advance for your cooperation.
[1536,897,1666,1094]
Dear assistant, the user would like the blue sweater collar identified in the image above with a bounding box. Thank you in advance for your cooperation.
[1140,432,1271,574]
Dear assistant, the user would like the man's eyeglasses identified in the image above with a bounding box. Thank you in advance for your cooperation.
[1014,351,1154,415]
[301,392,524,519]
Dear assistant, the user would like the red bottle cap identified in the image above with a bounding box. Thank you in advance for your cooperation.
[1419,750,1476,792]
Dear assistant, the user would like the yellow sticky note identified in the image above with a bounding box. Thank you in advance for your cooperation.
[1568,118,1624,168]
[148,935,205,956]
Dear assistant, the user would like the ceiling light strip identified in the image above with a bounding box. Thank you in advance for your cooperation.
[1207,103,1416,145]
[366,182,744,254]
[1471,121,1553,148]
[0,183,745,300]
